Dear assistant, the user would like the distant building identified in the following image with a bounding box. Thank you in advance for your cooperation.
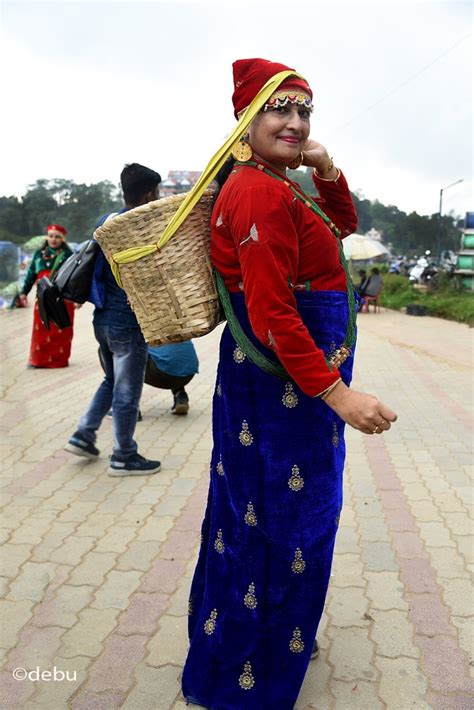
[160,170,201,197]
[366,228,383,242]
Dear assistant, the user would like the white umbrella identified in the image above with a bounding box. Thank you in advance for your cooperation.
[342,234,390,260]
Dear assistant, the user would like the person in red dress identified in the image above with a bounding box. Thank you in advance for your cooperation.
[19,224,75,368]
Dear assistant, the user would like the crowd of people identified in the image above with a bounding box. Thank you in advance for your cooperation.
[17,56,397,709]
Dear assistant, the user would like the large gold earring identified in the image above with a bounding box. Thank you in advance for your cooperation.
[288,152,304,169]
[231,136,253,162]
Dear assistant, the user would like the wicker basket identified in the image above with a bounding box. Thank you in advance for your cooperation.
[94,191,221,345]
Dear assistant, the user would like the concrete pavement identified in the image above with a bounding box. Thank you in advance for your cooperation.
[0,303,472,709]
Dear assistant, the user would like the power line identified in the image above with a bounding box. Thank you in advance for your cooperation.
[331,32,471,135]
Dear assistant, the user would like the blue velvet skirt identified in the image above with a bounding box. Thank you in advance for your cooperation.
[182,291,356,710]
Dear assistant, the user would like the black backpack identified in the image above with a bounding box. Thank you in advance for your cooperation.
[53,239,100,304]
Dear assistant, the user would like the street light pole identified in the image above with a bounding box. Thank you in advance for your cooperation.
[437,179,464,261]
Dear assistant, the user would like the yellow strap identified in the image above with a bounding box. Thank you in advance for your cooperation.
[108,69,306,286]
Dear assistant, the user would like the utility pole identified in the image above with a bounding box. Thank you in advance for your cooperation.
[437,179,463,261]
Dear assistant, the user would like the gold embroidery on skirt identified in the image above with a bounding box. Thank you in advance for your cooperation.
[239,420,254,446]
[188,597,193,616]
[239,661,255,690]
[288,464,304,491]
[282,382,298,408]
[233,346,247,364]
[289,627,305,653]
[291,547,306,574]
[244,502,257,526]
[332,422,340,447]
[214,529,225,554]
[216,382,222,397]
[204,609,218,635]
[244,582,257,609]
[216,457,225,476]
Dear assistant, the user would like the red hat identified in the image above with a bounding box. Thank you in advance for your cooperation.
[46,224,68,236]
[232,58,312,118]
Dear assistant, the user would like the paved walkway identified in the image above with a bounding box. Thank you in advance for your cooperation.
[0,304,472,710]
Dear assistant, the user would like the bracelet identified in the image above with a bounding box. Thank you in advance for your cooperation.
[314,167,341,182]
[319,378,342,400]
[314,156,333,175]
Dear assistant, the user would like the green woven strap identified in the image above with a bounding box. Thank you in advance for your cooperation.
[215,270,289,381]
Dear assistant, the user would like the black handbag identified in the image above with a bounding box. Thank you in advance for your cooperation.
[54,239,100,304]
[36,276,72,330]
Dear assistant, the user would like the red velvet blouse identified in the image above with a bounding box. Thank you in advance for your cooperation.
[210,164,358,397]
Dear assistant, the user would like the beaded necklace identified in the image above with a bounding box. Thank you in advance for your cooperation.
[235,160,357,368]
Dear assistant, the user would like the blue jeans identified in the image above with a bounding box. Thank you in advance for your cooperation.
[77,324,148,458]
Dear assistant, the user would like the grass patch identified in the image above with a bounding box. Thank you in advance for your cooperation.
[379,275,474,326]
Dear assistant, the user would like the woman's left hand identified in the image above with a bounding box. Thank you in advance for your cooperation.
[302,139,336,177]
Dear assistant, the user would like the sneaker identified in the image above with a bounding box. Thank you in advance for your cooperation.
[65,432,100,460]
[310,639,320,660]
[108,453,161,477]
[171,390,189,416]
[107,409,142,421]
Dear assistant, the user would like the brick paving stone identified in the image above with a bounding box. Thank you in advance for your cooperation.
[327,627,375,682]
[427,692,474,710]
[439,578,473,617]
[360,540,399,571]
[32,584,94,628]
[116,540,160,572]
[60,607,119,658]
[0,599,35,649]
[333,526,360,555]
[117,592,168,636]
[0,669,37,710]
[415,635,474,694]
[370,609,419,659]
[0,543,33,578]
[331,679,382,709]
[27,655,91,707]
[406,593,456,637]
[453,534,474,564]
[376,656,429,709]
[356,517,391,542]
[121,664,182,710]
[93,526,138,553]
[136,515,175,542]
[68,551,118,587]
[398,557,440,594]
[146,614,188,667]
[295,655,333,709]
[71,690,126,709]
[49,535,96,565]
[81,633,148,694]
[331,554,366,589]
[327,588,369,628]
[30,522,76,563]
[6,625,66,672]
[154,495,188,517]
[92,570,143,610]
[365,571,408,610]
[418,522,456,548]
[428,546,471,579]
[140,558,186,595]
[7,562,56,602]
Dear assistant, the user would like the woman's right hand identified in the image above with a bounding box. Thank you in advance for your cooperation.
[324,381,397,435]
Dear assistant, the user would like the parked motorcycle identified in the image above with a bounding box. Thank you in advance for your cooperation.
[408,251,438,284]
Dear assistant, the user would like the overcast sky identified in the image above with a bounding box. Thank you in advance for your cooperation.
[1,0,472,219]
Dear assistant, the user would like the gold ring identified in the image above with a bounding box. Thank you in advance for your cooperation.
[373,426,380,434]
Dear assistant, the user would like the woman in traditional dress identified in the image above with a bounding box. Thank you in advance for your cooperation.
[19,224,74,368]
[182,58,397,709]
